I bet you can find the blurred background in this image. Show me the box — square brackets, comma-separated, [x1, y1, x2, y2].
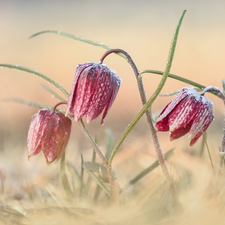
[1, 2, 225, 223]
[1, 0, 225, 156]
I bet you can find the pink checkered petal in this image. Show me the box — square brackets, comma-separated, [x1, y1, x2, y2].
[189, 99, 214, 146]
[156, 87, 189, 123]
[27, 109, 50, 158]
[168, 96, 202, 132]
[101, 73, 121, 125]
[66, 62, 94, 117]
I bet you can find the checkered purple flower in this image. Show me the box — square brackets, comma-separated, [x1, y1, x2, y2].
[65, 62, 121, 125]
[156, 87, 214, 146]
[27, 109, 71, 164]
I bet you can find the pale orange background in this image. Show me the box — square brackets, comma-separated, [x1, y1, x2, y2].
[1, 0, 225, 141]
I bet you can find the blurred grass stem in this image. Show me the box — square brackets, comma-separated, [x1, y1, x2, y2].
[201, 86, 225, 174]
[103, 11, 186, 187]
[78, 119, 118, 200]
[101, 48, 171, 179]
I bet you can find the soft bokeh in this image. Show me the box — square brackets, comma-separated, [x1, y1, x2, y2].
[1, 1, 225, 224]
[1, 0, 225, 130]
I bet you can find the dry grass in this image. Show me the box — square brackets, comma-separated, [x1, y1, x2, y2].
[0, 128, 225, 225]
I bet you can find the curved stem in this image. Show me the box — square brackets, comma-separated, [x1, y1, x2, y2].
[101, 49, 170, 177]
[139, 70, 206, 90]
[106, 10, 186, 182]
[78, 119, 118, 199]
[100, 48, 148, 108]
[140, 70, 225, 99]
[201, 86, 225, 102]
[53, 101, 68, 112]
[201, 86, 225, 173]
[128, 148, 175, 186]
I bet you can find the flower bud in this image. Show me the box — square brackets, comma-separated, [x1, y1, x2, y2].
[156, 87, 214, 146]
[66, 62, 121, 125]
[27, 109, 71, 164]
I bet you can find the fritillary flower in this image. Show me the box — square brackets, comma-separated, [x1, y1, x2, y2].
[65, 62, 121, 125]
[156, 87, 214, 146]
[27, 109, 71, 164]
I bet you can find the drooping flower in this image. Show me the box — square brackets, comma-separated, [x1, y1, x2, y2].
[65, 62, 121, 125]
[27, 109, 72, 164]
[156, 87, 214, 146]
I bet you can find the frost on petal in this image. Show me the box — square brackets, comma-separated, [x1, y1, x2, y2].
[66, 63, 94, 117]
[55, 113, 72, 162]
[189, 99, 214, 146]
[168, 96, 202, 132]
[170, 121, 193, 140]
[41, 112, 60, 164]
[27, 109, 71, 164]
[67, 62, 121, 125]
[86, 66, 112, 123]
[156, 87, 189, 123]
[156, 103, 171, 131]
[72, 65, 99, 121]
[27, 109, 50, 158]
[101, 73, 121, 125]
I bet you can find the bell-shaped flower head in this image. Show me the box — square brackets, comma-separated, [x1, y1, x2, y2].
[65, 62, 121, 125]
[27, 109, 72, 164]
[156, 87, 214, 146]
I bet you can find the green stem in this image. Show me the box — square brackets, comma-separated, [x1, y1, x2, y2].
[0, 64, 69, 97]
[60, 153, 74, 198]
[78, 119, 117, 199]
[139, 70, 206, 89]
[140, 70, 224, 99]
[129, 148, 175, 186]
[200, 125, 218, 187]
[109, 10, 187, 177]
[201, 86, 225, 174]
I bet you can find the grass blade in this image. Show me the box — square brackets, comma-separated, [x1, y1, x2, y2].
[83, 165, 111, 198]
[128, 148, 175, 186]
[0, 64, 69, 97]
[222, 79, 225, 95]
[200, 125, 217, 185]
[40, 83, 67, 101]
[30, 30, 111, 50]
[139, 69, 206, 90]
[60, 153, 74, 198]
[3, 98, 68, 116]
[66, 161, 82, 190]
[29, 30, 126, 59]
[3, 98, 53, 109]
[83, 162, 118, 182]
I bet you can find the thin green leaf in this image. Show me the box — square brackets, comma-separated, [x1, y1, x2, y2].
[0, 64, 69, 97]
[3, 98, 67, 115]
[159, 90, 181, 97]
[40, 83, 67, 101]
[159, 87, 202, 97]
[83, 165, 111, 197]
[222, 79, 225, 95]
[139, 69, 206, 90]
[29, 30, 126, 60]
[109, 10, 187, 166]
[66, 161, 82, 190]
[80, 154, 84, 195]
[200, 125, 218, 186]
[60, 153, 74, 198]
[82, 150, 97, 195]
[128, 148, 175, 186]
[97, 129, 114, 160]
[83, 162, 118, 182]
[104, 129, 114, 160]
[3, 98, 53, 110]
[30, 30, 111, 50]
